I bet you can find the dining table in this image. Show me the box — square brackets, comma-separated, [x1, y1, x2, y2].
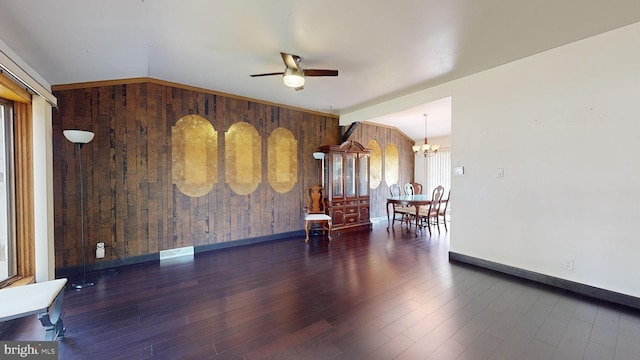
[386, 194, 434, 234]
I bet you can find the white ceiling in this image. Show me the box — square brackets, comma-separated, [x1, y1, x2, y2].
[1, 0, 639, 142]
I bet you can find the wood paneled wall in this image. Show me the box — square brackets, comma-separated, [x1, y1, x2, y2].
[52, 81, 339, 270]
[343, 121, 415, 219]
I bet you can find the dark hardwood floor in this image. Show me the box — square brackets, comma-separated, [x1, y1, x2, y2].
[3, 222, 640, 359]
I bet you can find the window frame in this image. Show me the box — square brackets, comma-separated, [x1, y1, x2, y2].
[0, 98, 18, 286]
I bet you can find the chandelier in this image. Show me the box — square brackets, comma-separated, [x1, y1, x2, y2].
[413, 113, 440, 157]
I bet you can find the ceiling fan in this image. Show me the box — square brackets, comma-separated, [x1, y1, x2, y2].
[250, 52, 339, 91]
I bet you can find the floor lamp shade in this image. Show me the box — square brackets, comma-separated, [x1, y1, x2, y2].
[63, 130, 94, 144]
[64, 129, 94, 289]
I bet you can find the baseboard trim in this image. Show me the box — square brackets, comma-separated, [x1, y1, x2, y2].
[56, 231, 304, 278]
[56, 253, 158, 278]
[194, 231, 301, 253]
[449, 251, 640, 310]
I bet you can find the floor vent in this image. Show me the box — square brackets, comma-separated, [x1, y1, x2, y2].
[159, 246, 194, 261]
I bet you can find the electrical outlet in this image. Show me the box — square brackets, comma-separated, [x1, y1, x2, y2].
[564, 259, 574, 271]
[96, 242, 105, 259]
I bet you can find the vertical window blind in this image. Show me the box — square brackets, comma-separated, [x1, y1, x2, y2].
[425, 149, 451, 197]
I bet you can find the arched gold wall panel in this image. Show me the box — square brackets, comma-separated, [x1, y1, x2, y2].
[366, 139, 382, 189]
[268, 127, 297, 193]
[385, 143, 399, 187]
[172, 115, 217, 197]
[225, 122, 261, 195]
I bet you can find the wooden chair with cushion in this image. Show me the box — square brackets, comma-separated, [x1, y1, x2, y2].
[439, 190, 451, 231]
[389, 183, 410, 228]
[402, 182, 422, 227]
[419, 185, 445, 235]
[403, 182, 415, 195]
[304, 185, 332, 242]
[390, 183, 402, 197]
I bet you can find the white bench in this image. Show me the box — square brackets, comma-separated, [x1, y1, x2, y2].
[0, 278, 67, 340]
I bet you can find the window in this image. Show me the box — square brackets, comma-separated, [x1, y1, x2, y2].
[0, 99, 16, 283]
[425, 149, 451, 196]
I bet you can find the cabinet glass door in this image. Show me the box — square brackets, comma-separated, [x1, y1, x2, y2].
[332, 153, 343, 197]
[358, 154, 369, 197]
[345, 153, 356, 197]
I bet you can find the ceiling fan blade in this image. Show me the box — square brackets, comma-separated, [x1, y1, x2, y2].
[304, 69, 339, 77]
[280, 52, 300, 70]
[250, 72, 284, 77]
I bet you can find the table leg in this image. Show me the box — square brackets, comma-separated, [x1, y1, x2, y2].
[37, 287, 66, 341]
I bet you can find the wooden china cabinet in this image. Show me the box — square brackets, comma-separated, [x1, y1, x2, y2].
[318, 141, 371, 234]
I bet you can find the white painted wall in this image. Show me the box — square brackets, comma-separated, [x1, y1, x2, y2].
[342, 22, 640, 298]
[452, 22, 640, 297]
[32, 96, 55, 281]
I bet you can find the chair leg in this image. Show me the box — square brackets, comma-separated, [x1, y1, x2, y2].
[405, 215, 413, 232]
[305, 220, 310, 242]
[327, 220, 332, 241]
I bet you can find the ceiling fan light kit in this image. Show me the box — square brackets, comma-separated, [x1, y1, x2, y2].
[283, 67, 305, 88]
[251, 52, 338, 90]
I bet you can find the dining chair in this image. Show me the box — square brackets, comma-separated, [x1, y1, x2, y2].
[410, 182, 423, 194]
[403, 183, 415, 195]
[390, 184, 410, 227]
[438, 190, 451, 231]
[390, 183, 402, 197]
[419, 185, 445, 235]
[402, 183, 422, 228]
[304, 185, 332, 242]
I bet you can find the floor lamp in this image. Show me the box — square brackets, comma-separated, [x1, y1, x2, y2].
[63, 130, 95, 289]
